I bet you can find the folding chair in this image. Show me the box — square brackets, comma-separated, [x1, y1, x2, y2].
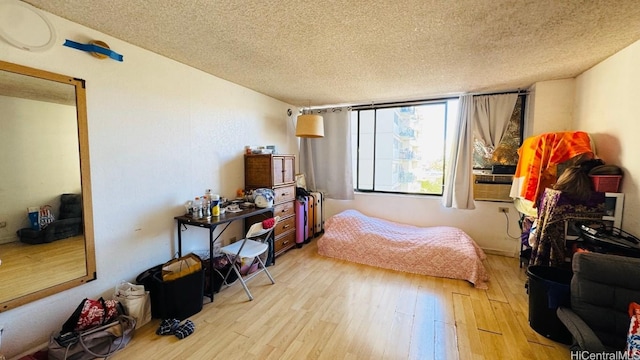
[220, 216, 279, 300]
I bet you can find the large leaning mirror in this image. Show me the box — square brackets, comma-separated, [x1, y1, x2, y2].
[0, 60, 95, 312]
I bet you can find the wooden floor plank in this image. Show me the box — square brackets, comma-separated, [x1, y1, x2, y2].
[109, 239, 569, 360]
[453, 294, 484, 360]
[434, 320, 460, 360]
[478, 330, 511, 360]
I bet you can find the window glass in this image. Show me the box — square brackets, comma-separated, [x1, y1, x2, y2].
[352, 99, 458, 195]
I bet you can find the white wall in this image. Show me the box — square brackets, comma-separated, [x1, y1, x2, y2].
[574, 39, 640, 232]
[526, 79, 576, 136]
[0, 11, 297, 359]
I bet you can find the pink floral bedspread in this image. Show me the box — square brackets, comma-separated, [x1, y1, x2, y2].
[317, 210, 489, 289]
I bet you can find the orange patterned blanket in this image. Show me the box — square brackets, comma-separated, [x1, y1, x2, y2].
[317, 210, 489, 289]
[510, 131, 593, 205]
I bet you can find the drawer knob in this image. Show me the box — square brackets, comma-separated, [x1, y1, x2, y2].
[283, 224, 290, 229]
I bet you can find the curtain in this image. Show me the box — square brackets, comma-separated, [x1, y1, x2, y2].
[299, 107, 354, 200]
[443, 93, 519, 209]
[443, 95, 475, 209]
[473, 94, 519, 159]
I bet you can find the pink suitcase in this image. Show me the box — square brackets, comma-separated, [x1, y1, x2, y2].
[295, 197, 308, 247]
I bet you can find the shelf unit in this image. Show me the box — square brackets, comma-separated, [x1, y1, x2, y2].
[244, 154, 297, 257]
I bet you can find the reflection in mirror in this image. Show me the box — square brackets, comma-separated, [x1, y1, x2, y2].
[0, 61, 95, 312]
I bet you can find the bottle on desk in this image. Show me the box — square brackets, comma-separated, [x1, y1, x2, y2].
[202, 196, 211, 219]
[192, 197, 203, 219]
[211, 194, 220, 217]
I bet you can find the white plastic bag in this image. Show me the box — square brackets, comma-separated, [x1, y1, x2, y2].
[114, 281, 151, 329]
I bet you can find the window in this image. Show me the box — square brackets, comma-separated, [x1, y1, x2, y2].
[351, 94, 526, 196]
[351, 99, 459, 195]
[473, 95, 526, 169]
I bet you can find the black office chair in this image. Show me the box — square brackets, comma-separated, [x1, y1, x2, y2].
[557, 252, 640, 352]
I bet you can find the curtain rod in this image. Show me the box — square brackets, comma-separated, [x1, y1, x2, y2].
[466, 89, 530, 97]
[337, 89, 529, 111]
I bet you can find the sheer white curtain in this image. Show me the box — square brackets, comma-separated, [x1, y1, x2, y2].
[473, 94, 519, 159]
[299, 107, 354, 200]
[443, 95, 475, 209]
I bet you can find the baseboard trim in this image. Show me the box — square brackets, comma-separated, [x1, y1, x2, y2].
[0, 237, 16, 245]
[482, 248, 518, 258]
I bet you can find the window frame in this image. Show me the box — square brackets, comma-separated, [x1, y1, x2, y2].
[351, 93, 527, 196]
[351, 97, 458, 196]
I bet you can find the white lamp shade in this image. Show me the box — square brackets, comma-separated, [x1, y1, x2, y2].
[295, 114, 324, 138]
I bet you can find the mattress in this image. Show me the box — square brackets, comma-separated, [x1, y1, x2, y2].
[317, 209, 489, 289]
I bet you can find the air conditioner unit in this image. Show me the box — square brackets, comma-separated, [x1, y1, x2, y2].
[473, 174, 514, 202]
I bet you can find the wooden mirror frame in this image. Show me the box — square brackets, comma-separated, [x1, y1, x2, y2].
[0, 60, 96, 312]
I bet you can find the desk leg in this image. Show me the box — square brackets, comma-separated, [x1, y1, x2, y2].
[177, 221, 183, 257]
[207, 227, 215, 302]
[205, 223, 231, 302]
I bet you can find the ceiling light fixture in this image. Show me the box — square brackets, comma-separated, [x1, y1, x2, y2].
[295, 102, 324, 138]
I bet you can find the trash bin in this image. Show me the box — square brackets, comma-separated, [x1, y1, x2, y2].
[526, 266, 573, 344]
[136, 255, 205, 321]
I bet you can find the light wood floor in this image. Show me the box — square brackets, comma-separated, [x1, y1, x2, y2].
[111, 239, 570, 360]
[0, 236, 86, 303]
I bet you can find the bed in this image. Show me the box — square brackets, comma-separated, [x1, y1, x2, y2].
[317, 210, 489, 289]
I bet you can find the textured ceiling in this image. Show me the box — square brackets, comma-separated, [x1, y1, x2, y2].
[24, 0, 640, 107]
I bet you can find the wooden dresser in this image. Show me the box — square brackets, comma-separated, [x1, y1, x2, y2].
[244, 154, 296, 257]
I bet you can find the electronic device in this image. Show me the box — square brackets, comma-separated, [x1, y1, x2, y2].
[579, 223, 640, 256]
[492, 165, 516, 174]
[55, 332, 78, 346]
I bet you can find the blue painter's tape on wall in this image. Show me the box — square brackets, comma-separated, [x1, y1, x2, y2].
[63, 39, 123, 62]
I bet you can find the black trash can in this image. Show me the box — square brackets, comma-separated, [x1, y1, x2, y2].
[526, 266, 573, 344]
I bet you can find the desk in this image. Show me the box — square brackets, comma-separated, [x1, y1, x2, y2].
[174, 207, 273, 301]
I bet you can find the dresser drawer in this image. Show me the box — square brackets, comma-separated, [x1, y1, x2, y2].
[274, 185, 295, 204]
[274, 201, 295, 219]
[275, 215, 295, 237]
[274, 230, 295, 254]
